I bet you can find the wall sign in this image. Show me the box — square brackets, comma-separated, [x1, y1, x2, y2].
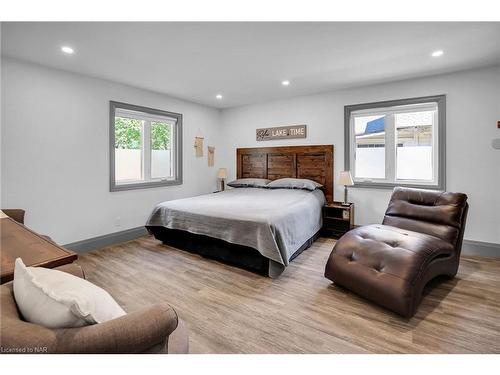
[256, 124, 307, 141]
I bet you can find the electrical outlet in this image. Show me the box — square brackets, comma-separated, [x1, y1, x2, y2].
[115, 216, 121, 227]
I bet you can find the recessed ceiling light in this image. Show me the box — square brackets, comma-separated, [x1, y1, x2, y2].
[431, 50, 444, 57]
[61, 46, 74, 54]
[216, 94, 223, 100]
[281, 80, 290, 86]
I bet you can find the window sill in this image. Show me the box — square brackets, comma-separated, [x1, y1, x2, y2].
[110, 179, 182, 192]
[351, 181, 444, 190]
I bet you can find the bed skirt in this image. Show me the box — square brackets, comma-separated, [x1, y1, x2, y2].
[146, 226, 320, 277]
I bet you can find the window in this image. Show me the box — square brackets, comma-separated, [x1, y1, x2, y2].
[344, 95, 445, 189]
[110, 101, 182, 191]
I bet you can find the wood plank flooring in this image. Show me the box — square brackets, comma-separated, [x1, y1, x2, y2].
[78, 236, 500, 353]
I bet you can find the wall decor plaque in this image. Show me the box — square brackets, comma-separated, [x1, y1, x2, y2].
[194, 136, 204, 157]
[256, 125, 307, 141]
[208, 146, 215, 166]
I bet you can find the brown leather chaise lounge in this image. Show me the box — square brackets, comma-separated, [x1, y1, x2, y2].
[325, 187, 468, 318]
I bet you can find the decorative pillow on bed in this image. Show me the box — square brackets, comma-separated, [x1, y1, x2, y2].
[13, 258, 126, 329]
[227, 178, 271, 188]
[267, 178, 322, 191]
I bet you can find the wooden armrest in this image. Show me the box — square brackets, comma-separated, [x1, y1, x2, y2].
[1, 209, 26, 224]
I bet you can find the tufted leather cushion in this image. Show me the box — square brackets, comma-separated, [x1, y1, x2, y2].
[383, 187, 468, 245]
[325, 225, 455, 316]
[332, 225, 454, 281]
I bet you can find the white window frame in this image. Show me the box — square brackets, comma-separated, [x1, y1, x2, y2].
[344, 95, 446, 190]
[110, 101, 183, 192]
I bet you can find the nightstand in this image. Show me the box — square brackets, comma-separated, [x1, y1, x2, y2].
[322, 202, 354, 238]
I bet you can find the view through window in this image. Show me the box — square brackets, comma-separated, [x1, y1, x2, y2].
[346, 96, 445, 189]
[110, 102, 182, 191]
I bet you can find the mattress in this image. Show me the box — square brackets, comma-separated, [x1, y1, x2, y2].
[146, 187, 325, 276]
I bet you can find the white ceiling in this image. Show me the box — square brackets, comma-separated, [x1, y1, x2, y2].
[2, 22, 499, 108]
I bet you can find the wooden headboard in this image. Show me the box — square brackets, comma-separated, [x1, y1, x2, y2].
[236, 145, 334, 203]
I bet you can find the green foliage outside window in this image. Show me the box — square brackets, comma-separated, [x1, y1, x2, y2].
[151, 122, 171, 150]
[115, 117, 142, 149]
[115, 117, 171, 150]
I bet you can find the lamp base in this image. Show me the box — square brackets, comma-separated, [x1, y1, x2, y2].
[342, 185, 349, 206]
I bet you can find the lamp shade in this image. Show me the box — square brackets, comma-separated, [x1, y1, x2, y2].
[217, 168, 227, 179]
[338, 171, 354, 186]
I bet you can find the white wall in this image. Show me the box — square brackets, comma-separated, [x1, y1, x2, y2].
[2, 58, 499, 245]
[1, 58, 223, 244]
[220, 66, 500, 244]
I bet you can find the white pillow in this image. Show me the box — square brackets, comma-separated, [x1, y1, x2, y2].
[13, 258, 126, 329]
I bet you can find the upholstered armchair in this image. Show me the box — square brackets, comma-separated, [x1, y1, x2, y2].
[0, 263, 188, 354]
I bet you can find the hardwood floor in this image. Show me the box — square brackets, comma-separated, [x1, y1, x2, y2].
[78, 236, 500, 353]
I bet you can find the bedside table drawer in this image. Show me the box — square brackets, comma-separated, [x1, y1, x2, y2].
[323, 217, 350, 231]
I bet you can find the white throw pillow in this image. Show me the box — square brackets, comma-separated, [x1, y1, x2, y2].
[13, 258, 126, 329]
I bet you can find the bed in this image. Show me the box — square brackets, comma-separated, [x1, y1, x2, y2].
[146, 145, 334, 277]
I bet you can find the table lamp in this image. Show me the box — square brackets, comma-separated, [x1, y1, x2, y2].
[217, 168, 227, 191]
[339, 171, 354, 206]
